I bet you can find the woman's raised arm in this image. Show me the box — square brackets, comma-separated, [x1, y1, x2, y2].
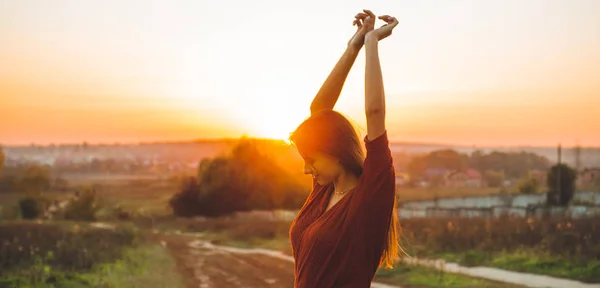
[310, 10, 371, 115]
[363, 13, 398, 140]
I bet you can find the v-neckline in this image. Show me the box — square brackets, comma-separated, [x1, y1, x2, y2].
[320, 185, 353, 217]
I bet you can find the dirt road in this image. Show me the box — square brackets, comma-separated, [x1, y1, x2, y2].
[158, 233, 399, 288]
[159, 234, 295, 288]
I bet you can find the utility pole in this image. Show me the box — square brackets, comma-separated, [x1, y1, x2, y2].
[557, 143, 562, 202]
[575, 142, 581, 173]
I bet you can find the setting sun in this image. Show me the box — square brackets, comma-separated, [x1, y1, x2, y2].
[241, 107, 308, 141]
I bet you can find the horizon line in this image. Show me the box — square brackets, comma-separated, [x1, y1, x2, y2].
[2, 137, 597, 150]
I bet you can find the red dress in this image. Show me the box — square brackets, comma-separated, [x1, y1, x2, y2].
[289, 131, 396, 288]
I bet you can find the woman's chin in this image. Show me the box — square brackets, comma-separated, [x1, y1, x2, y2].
[316, 178, 332, 186]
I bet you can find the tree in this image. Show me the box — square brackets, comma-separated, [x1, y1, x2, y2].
[483, 170, 505, 188]
[407, 149, 467, 179]
[407, 154, 428, 178]
[470, 151, 551, 179]
[0, 146, 4, 171]
[427, 149, 468, 172]
[169, 177, 202, 217]
[546, 163, 577, 206]
[170, 138, 308, 217]
[17, 164, 52, 195]
[517, 176, 539, 194]
[64, 188, 101, 221]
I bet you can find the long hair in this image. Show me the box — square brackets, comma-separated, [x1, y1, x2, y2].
[289, 109, 401, 268]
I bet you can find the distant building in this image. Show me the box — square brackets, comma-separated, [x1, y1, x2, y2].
[578, 167, 600, 187]
[395, 172, 410, 186]
[421, 168, 450, 187]
[445, 168, 485, 188]
[423, 168, 449, 180]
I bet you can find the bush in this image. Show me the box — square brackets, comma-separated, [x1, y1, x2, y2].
[0, 222, 140, 278]
[169, 177, 202, 217]
[64, 189, 101, 221]
[483, 170, 505, 188]
[517, 177, 540, 194]
[18, 196, 50, 219]
[402, 216, 600, 261]
[547, 164, 577, 206]
[0, 146, 4, 171]
[0, 205, 20, 220]
[170, 138, 308, 217]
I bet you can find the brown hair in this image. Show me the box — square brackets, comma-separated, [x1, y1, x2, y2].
[289, 109, 401, 268]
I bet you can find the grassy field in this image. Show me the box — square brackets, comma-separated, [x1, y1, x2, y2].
[401, 216, 600, 283]
[150, 214, 600, 284]
[0, 177, 180, 220]
[374, 264, 524, 288]
[2, 175, 598, 287]
[1, 178, 514, 211]
[147, 217, 526, 288]
[0, 221, 183, 288]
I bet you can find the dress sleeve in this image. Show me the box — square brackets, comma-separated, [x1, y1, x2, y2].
[358, 131, 395, 200]
[346, 131, 396, 220]
[346, 131, 397, 263]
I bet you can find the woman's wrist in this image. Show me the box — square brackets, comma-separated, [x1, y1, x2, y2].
[364, 35, 379, 49]
[346, 43, 362, 54]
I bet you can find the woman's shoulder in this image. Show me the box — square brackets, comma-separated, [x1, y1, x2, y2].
[363, 130, 390, 153]
[362, 131, 392, 166]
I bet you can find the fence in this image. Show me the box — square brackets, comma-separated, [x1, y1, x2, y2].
[231, 191, 600, 221]
[400, 202, 600, 220]
[400, 191, 600, 210]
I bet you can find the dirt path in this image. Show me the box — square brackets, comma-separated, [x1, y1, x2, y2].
[156, 233, 399, 288]
[158, 233, 295, 288]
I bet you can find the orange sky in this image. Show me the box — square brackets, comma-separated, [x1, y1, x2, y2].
[1, 0, 599, 147]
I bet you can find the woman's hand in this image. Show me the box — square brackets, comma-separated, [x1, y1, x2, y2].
[347, 10, 372, 49]
[364, 14, 399, 42]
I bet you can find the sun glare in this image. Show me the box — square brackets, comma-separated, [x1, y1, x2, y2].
[255, 119, 296, 141]
[244, 108, 307, 142]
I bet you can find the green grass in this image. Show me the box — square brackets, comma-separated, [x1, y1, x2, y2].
[77, 243, 184, 288]
[0, 244, 184, 288]
[0, 221, 184, 288]
[374, 263, 524, 288]
[430, 249, 600, 283]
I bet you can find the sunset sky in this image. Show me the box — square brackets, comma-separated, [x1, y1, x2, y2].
[1, 0, 599, 147]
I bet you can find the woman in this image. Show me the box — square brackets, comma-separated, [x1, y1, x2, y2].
[289, 9, 401, 288]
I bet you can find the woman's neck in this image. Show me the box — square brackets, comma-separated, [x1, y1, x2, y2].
[333, 171, 358, 194]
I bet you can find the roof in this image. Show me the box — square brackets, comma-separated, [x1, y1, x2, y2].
[446, 168, 482, 179]
[464, 168, 482, 178]
[424, 168, 449, 176]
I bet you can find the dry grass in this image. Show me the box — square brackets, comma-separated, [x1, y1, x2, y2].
[401, 215, 600, 259]
[0, 221, 140, 275]
[401, 215, 600, 282]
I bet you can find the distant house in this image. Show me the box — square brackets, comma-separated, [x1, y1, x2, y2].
[395, 172, 410, 186]
[445, 168, 485, 188]
[423, 168, 449, 179]
[578, 168, 600, 187]
[421, 168, 450, 187]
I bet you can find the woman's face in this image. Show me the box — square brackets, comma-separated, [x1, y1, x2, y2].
[300, 151, 344, 185]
